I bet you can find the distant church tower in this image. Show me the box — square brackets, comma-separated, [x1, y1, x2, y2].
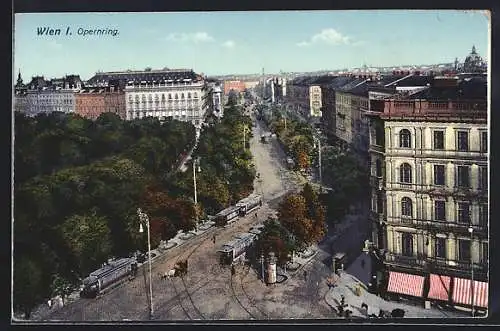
[15, 70, 26, 95]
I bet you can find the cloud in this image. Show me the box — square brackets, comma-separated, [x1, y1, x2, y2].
[166, 32, 215, 43]
[297, 28, 361, 47]
[222, 40, 235, 48]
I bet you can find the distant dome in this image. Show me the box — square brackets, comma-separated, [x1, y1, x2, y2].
[463, 45, 486, 73]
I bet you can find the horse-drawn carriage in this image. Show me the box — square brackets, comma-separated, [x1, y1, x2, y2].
[159, 259, 188, 280]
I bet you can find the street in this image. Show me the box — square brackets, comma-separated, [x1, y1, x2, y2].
[41, 106, 330, 321]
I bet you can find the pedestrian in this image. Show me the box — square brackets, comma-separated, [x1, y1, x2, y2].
[255, 212, 258, 220]
[303, 270, 308, 281]
[231, 265, 235, 276]
[361, 259, 365, 269]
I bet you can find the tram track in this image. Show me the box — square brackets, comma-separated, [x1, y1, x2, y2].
[229, 264, 269, 320]
[169, 239, 208, 320]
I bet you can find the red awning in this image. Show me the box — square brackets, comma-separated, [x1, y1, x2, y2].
[452, 277, 488, 308]
[387, 271, 425, 297]
[428, 274, 451, 301]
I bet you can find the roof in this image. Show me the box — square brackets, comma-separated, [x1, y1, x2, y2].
[87, 68, 201, 86]
[409, 76, 487, 100]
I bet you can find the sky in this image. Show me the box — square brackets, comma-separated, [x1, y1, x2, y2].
[13, 10, 490, 80]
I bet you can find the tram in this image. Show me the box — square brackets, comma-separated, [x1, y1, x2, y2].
[79, 257, 137, 298]
[236, 194, 263, 216]
[214, 205, 241, 226]
[217, 233, 257, 265]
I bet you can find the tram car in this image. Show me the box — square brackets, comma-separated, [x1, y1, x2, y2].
[79, 257, 138, 298]
[236, 194, 263, 216]
[217, 232, 257, 265]
[214, 205, 241, 226]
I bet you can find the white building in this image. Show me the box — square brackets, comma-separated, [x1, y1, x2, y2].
[86, 68, 207, 128]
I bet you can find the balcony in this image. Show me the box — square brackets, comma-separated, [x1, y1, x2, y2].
[385, 217, 488, 237]
[369, 144, 384, 154]
[385, 253, 488, 277]
[370, 176, 384, 191]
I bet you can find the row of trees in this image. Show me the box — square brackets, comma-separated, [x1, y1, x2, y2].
[14, 112, 196, 317]
[257, 103, 369, 225]
[259, 106, 314, 171]
[14, 94, 258, 317]
[166, 97, 256, 214]
[252, 183, 327, 266]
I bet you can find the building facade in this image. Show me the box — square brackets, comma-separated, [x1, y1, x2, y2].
[75, 86, 126, 120]
[223, 80, 246, 95]
[86, 68, 206, 127]
[371, 75, 488, 312]
[75, 90, 106, 120]
[14, 74, 83, 116]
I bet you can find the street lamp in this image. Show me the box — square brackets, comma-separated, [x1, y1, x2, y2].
[468, 226, 474, 317]
[137, 208, 153, 319]
[193, 158, 201, 230]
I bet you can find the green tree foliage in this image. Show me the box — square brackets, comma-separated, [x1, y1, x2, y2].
[190, 103, 256, 208]
[273, 184, 327, 251]
[13, 257, 44, 319]
[253, 218, 296, 266]
[58, 212, 112, 275]
[321, 146, 370, 222]
[13, 111, 197, 315]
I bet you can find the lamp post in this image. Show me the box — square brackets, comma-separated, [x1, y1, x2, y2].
[468, 226, 474, 317]
[137, 208, 153, 319]
[193, 158, 201, 230]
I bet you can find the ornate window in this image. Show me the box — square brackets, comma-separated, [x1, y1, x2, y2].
[376, 159, 382, 177]
[401, 197, 413, 217]
[399, 129, 411, 148]
[399, 163, 412, 183]
[435, 237, 446, 258]
[401, 233, 413, 257]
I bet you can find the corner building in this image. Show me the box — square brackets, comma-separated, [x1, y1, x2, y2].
[375, 75, 488, 313]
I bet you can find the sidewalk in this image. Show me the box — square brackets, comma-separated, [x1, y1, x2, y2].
[324, 253, 466, 319]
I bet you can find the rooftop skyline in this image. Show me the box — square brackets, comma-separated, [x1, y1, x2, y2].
[14, 10, 489, 80]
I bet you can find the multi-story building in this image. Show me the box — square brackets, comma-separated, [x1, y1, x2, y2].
[14, 74, 80, 116]
[204, 78, 224, 120]
[13, 74, 83, 116]
[319, 76, 358, 141]
[75, 89, 106, 120]
[243, 80, 260, 90]
[223, 80, 246, 95]
[75, 85, 125, 120]
[369, 74, 488, 313]
[285, 76, 330, 121]
[86, 68, 206, 127]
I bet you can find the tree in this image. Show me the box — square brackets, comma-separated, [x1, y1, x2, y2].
[277, 191, 327, 250]
[13, 257, 44, 319]
[58, 212, 112, 275]
[322, 147, 370, 222]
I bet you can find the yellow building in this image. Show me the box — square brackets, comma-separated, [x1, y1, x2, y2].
[369, 75, 488, 312]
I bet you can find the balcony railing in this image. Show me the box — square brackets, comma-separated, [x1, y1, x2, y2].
[385, 217, 488, 236]
[385, 253, 488, 275]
